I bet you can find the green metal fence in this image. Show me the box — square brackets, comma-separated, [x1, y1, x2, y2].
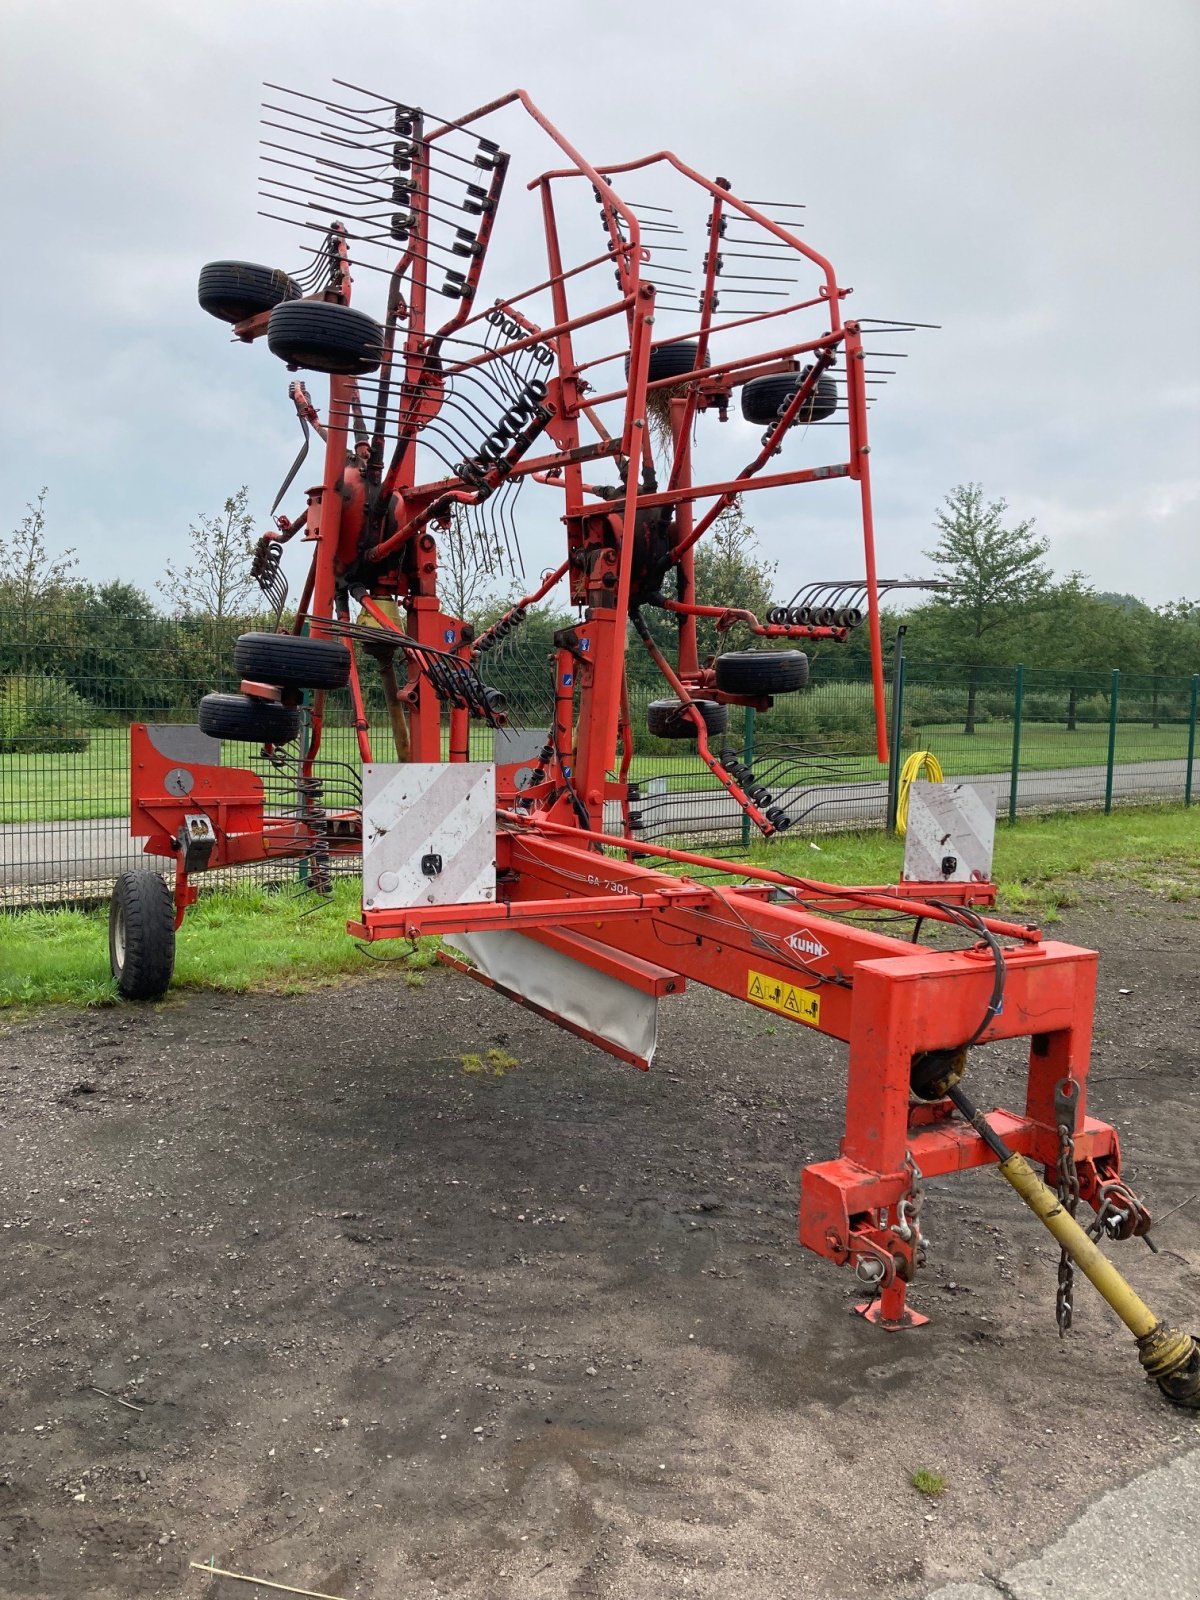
[1, 606, 1196, 908]
[885, 661, 1198, 824]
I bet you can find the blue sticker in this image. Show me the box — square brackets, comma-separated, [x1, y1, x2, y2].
[563, 766, 572, 776]
[443, 628, 457, 645]
[562, 672, 574, 687]
[579, 638, 591, 652]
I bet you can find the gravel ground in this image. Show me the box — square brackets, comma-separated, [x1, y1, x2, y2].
[1, 885, 1197, 1598]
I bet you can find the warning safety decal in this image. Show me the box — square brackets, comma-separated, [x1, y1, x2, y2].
[746, 968, 821, 1026]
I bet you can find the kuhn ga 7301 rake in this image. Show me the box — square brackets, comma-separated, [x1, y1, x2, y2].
[113, 82, 1197, 1404]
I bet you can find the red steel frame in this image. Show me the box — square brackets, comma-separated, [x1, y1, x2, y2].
[131, 86, 1144, 1331]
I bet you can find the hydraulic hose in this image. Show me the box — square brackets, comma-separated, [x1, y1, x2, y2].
[895, 750, 944, 836]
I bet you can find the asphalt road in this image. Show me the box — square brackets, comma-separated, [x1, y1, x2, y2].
[1, 817, 172, 893]
[628, 757, 1189, 838]
[926, 1445, 1200, 1599]
[0, 759, 1189, 895]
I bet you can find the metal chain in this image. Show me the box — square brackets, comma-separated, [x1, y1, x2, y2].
[1055, 1120, 1081, 1336]
[898, 1153, 927, 1269]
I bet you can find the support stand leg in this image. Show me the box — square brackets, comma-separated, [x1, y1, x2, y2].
[854, 1276, 929, 1331]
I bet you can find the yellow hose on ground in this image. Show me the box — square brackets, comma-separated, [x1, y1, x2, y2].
[895, 750, 944, 835]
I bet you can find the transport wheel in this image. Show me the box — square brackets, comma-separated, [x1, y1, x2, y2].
[714, 650, 810, 694]
[197, 260, 301, 324]
[267, 300, 385, 376]
[740, 368, 838, 426]
[198, 692, 301, 744]
[646, 697, 729, 739]
[646, 340, 699, 382]
[109, 871, 175, 1000]
[233, 632, 352, 691]
[627, 341, 700, 383]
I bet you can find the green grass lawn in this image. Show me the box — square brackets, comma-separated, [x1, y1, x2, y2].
[0, 879, 436, 1014]
[0, 729, 718, 824]
[0, 724, 416, 824]
[2, 735, 132, 823]
[910, 718, 1191, 778]
[3, 806, 1195, 1016]
[759, 804, 1200, 917]
[1, 718, 1192, 824]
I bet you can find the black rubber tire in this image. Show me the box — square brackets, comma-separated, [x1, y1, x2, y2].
[714, 650, 810, 694]
[198, 260, 301, 324]
[740, 368, 838, 426]
[109, 871, 175, 1000]
[647, 340, 699, 382]
[646, 697, 729, 740]
[233, 631, 352, 691]
[627, 341, 700, 384]
[267, 300, 385, 376]
[198, 692, 301, 744]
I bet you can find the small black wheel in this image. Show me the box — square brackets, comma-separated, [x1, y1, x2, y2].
[233, 631, 352, 691]
[741, 367, 838, 426]
[198, 692, 301, 744]
[647, 340, 699, 382]
[198, 260, 301, 324]
[110, 872, 175, 1000]
[627, 341, 700, 384]
[267, 300, 385, 376]
[714, 650, 810, 695]
[646, 697, 729, 740]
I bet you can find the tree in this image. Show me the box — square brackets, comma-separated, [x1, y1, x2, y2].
[922, 483, 1051, 732]
[159, 487, 259, 621]
[74, 581, 177, 712]
[633, 501, 777, 680]
[1021, 577, 1135, 728]
[438, 508, 504, 623]
[812, 603, 908, 677]
[0, 488, 81, 669]
[1125, 597, 1200, 725]
[472, 593, 576, 730]
[691, 503, 777, 659]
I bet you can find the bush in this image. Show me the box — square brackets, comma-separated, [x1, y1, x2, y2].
[630, 680, 884, 758]
[1071, 693, 1110, 725]
[1022, 692, 1069, 723]
[905, 686, 965, 727]
[0, 674, 95, 753]
[763, 681, 877, 751]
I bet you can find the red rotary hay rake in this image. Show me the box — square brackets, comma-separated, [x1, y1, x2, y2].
[114, 82, 1197, 1403]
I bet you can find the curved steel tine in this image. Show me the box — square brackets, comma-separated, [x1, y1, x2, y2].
[271, 413, 311, 516]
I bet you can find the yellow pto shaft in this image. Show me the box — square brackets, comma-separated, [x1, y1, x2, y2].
[947, 1086, 1200, 1408]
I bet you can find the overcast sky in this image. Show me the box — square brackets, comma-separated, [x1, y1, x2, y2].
[2, 0, 1197, 614]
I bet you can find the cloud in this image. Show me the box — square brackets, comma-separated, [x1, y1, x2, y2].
[1, 0, 1196, 612]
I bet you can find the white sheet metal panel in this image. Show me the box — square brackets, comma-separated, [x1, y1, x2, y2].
[362, 762, 496, 910]
[493, 726, 548, 791]
[493, 726, 547, 765]
[450, 931, 659, 1067]
[902, 780, 997, 884]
